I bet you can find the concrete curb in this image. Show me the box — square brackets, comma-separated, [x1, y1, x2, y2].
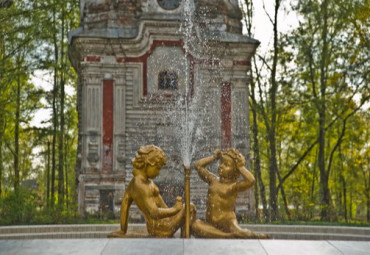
[1, 224, 369, 240]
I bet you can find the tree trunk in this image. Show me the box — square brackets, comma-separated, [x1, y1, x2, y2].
[253, 166, 259, 219]
[249, 60, 269, 221]
[51, 98, 57, 207]
[46, 140, 50, 208]
[58, 0, 66, 207]
[368, 170, 370, 222]
[339, 144, 347, 222]
[267, 0, 281, 222]
[0, 20, 4, 196]
[341, 176, 347, 222]
[317, 107, 331, 221]
[268, 129, 278, 221]
[0, 137, 3, 196]
[367, 168, 370, 222]
[251, 105, 269, 221]
[318, 0, 331, 221]
[243, 0, 269, 222]
[51, 0, 59, 208]
[51, 77, 57, 207]
[367, 189, 370, 223]
[349, 190, 353, 220]
[310, 149, 318, 219]
[0, 111, 3, 196]
[58, 76, 65, 207]
[65, 138, 69, 208]
[277, 172, 291, 219]
[14, 60, 21, 193]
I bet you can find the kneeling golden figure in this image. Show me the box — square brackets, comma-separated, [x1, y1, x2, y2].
[110, 145, 195, 238]
[192, 148, 269, 239]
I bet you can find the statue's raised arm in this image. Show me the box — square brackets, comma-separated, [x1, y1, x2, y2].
[192, 148, 269, 239]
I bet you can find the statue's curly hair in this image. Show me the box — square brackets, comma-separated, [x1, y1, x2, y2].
[132, 145, 167, 171]
[220, 148, 246, 180]
[222, 148, 246, 167]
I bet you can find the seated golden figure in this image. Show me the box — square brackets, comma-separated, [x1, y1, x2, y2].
[192, 148, 269, 239]
[110, 145, 195, 238]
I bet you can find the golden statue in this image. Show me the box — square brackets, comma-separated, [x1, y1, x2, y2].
[109, 145, 195, 238]
[191, 148, 269, 239]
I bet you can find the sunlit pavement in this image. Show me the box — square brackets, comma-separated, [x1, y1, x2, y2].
[1, 239, 370, 255]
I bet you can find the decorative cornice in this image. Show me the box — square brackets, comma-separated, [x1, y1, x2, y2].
[68, 20, 259, 69]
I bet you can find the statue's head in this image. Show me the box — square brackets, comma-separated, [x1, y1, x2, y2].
[132, 145, 167, 178]
[218, 148, 245, 180]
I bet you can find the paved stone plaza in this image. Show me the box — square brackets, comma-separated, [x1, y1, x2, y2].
[1, 239, 370, 255]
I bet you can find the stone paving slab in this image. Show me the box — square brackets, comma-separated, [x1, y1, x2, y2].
[0, 239, 108, 255]
[1, 239, 369, 255]
[103, 239, 183, 255]
[184, 239, 267, 255]
[329, 241, 370, 255]
[259, 240, 341, 255]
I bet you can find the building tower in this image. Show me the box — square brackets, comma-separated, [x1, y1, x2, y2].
[69, 0, 259, 217]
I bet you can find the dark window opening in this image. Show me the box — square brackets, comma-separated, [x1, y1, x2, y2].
[100, 190, 114, 218]
[158, 70, 178, 90]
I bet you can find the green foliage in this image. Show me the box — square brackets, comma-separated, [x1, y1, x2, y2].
[0, 0, 80, 221]
[244, 0, 369, 223]
[0, 189, 42, 225]
[0, 189, 119, 225]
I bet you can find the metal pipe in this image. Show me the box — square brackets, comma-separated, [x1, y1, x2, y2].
[184, 165, 191, 238]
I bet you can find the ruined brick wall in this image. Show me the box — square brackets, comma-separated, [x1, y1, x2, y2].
[82, 0, 142, 30]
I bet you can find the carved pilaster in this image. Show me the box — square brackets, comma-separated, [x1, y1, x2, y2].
[87, 134, 100, 167]
[114, 75, 127, 172]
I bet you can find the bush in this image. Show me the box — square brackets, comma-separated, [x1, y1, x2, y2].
[0, 189, 42, 225]
[0, 190, 119, 225]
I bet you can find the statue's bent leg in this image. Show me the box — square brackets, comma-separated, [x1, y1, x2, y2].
[152, 206, 187, 237]
[191, 220, 234, 238]
[229, 221, 270, 239]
